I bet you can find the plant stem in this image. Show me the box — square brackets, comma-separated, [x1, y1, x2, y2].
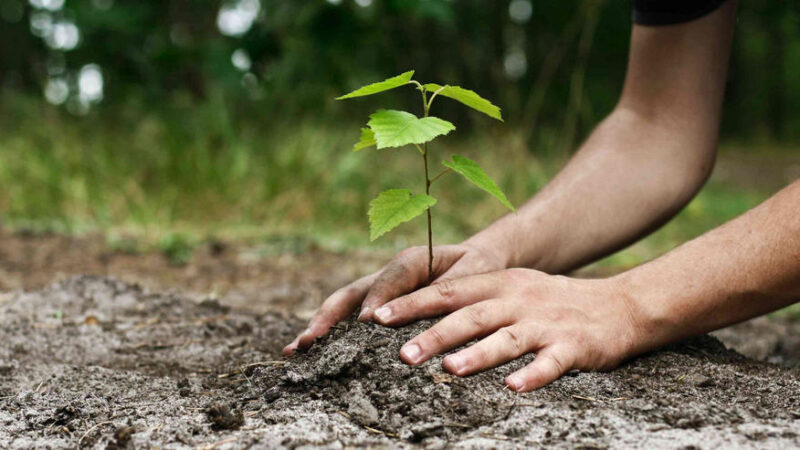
[423, 144, 433, 284]
[421, 84, 434, 284]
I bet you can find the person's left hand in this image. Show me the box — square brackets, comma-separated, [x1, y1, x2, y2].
[371, 268, 643, 392]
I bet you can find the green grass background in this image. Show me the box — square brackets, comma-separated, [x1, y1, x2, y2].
[0, 98, 778, 276]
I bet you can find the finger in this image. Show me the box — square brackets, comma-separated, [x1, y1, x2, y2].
[282, 336, 301, 356]
[434, 248, 499, 284]
[359, 246, 463, 321]
[442, 324, 540, 377]
[373, 271, 506, 326]
[283, 272, 378, 355]
[398, 299, 512, 365]
[505, 346, 572, 392]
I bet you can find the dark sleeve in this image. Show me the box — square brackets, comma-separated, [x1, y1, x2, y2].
[633, 0, 728, 25]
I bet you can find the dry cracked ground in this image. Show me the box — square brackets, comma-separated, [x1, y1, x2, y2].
[1, 233, 800, 448]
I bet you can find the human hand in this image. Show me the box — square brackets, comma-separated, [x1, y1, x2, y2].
[371, 269, 641, 392]
[283, 242, 507, 355]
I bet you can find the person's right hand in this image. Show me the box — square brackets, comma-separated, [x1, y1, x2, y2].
[282, 242, 507, 355]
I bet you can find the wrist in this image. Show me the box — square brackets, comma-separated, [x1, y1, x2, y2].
[610, 268, 682, 356]
[462, 225, 517, 270]
[464, 214, 534, 269]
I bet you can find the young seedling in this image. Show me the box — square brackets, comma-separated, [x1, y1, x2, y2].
[337, 70, 515, 282]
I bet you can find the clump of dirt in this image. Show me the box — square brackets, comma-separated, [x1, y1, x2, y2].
[204, 403, 245, 430]
[2, 276, 800, 448]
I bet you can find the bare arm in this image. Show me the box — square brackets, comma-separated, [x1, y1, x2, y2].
[620, 179, 800, 353]
[470, 0, 737, 273]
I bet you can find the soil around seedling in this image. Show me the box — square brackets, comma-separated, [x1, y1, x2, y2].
[1, 276, 800, 448]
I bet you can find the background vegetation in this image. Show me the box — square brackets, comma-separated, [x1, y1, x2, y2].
[0, 0, 798, 269]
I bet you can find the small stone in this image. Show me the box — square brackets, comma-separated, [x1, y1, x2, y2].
[683, 374, 714, 388]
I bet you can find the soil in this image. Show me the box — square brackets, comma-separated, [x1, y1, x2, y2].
[2, 275, 800, 448]
[0, 229, 385, 317]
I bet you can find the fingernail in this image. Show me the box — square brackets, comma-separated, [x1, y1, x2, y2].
[445, 354, 467, 374]
[357, 307, 371, 322]
[374, 306, 391, 323]
[400, 343, 422, 364]
[506, 374, 525, 391]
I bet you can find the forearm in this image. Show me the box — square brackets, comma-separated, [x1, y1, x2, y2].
[618, 179, 800, 353]
[467, 107, 715, 273]
[465, 2, 736, 274]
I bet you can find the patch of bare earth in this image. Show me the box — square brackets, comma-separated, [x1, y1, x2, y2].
[0, 276, 799, 448]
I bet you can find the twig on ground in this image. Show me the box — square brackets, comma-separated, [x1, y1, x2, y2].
[480, 432, 511, 441]
[443, 422, 472, 429]
[572, 394, 600, 402]
[195, 436, 238, 450]
[76, 420, 116, 450]
[571, 394, 628, 403]
[363, 425, 399, 438]
[192, 314, 230, 325]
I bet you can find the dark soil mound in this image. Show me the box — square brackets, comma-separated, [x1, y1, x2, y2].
[2, 276, 800, 448]
[257, 317, 800, 448]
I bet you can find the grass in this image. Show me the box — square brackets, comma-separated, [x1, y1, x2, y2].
[0, 96, 780, 272]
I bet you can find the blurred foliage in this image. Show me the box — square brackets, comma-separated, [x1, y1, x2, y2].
[1, 0, 799, 142]
[159, 231, 196, 266]
[0, 0, 797, 267]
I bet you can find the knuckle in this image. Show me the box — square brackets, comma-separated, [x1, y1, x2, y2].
[337, 285, 362, 300]
[384, 261, 409, 280]
[503, 268, 528, 283]
[400, 292, 423, 311]
[462, 305, 487, 330]
[549, 274, 571, 290]
[469, 345, 489, 366]
[433, 279, 456, 302]
[398, 246, 425, 260]
[498, 326, 524, 355]
[425, 327, 448, 349]
[547, 349, 572, 375]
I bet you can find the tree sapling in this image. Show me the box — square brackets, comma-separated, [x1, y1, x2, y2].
[337, 70, 515, 282]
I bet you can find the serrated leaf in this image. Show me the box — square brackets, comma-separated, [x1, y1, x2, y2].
[443, 155, 515, 212]
[367, 109, 455, 149]
[368, 189, 437, 241]
[424, 83, 503, 121]
[336, 71, 415, 100]
[353, 128, 376, 151]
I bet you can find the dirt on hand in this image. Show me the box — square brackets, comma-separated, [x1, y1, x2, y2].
[1, 275, 800, 448]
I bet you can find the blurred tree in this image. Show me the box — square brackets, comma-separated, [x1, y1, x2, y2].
[0, 0, 797, 144]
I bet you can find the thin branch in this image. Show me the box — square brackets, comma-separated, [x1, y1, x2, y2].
[426, 85, 448, 112]
[429, 167, 452, 185]
[412, 80, 428, 117]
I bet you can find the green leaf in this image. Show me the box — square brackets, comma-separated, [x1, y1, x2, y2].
[424, 83, 503, 121]
[367, 109, 455, 149]
[336, 71, 415, 100]
[443, 155, 515, 212]
[368, 189, 437, 241]
[353, 128, 376, 151]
